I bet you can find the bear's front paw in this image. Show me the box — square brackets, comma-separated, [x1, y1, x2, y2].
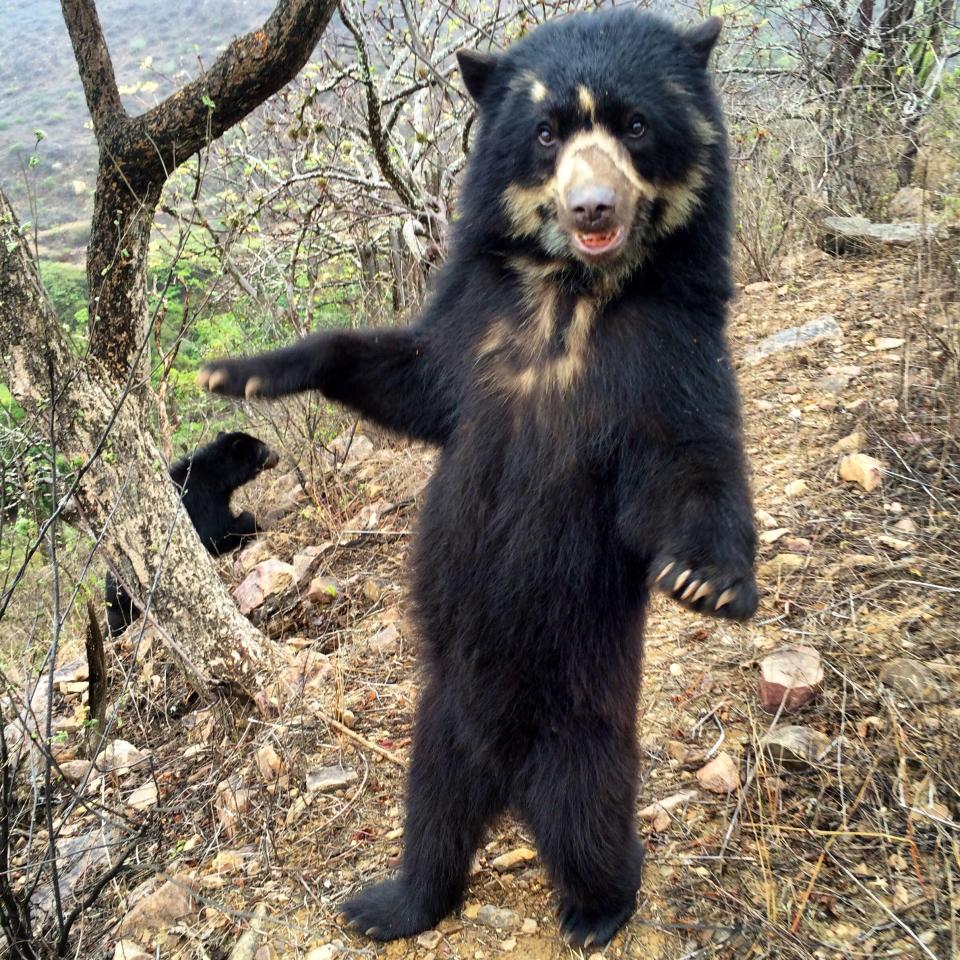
[651, 555, 757, 621]
[197, 360, 268, 400]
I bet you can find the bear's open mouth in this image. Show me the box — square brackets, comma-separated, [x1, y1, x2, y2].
[572, 226, 625, 258]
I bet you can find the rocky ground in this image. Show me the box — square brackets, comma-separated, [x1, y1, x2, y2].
[11, 245, 960, 959]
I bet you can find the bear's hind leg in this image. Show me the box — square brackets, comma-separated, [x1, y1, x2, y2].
[341, 686, 505, 940]
[521, 727, 643, 947]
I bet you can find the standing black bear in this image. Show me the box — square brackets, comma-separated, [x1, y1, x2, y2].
[105, 431, 278, 635]
[200, 9, 756, 946]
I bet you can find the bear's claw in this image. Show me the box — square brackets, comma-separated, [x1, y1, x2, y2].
[652, 555, 757, 621]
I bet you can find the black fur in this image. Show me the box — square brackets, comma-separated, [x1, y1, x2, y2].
[201, 9, 755, 946]
[104, 431, 278, 635]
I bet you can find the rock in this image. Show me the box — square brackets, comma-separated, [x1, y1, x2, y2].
[490, 847, 536, 872]
[638, 789, 698, 831]
[759, 528, 789, 545]
[821, 215, 945, 254]
[887, 186, 927, 221]
[520, 918, 538, 935]
[839, 454, 884, 493]
[368, 624, 401, 655]
[759, 645, 824, 713]
[327, 432, 374, 475]
[816, 372, 851, 394]
[126, 780, 159, 811]
[235, 540, 274, 576]
[362, 578, 385, 603]
[417, 930, 443, 949]
[292, 544, 331, 584]
[210, 850, 253, 874]
[233, 560, 295, 615]
[872, 336, 905, 351]
[893, 517, 918, 535]
[877, 534, 914, 552]
[784, 479, 808, 498]
[758, 553, 808, 578]
[743, 315, 841, 364]
[306, 765, 357, 793]
[306, 575, 340, 605]
[256, 743, 284, 782]
[114, 942, 151, 960]
[744, 280, 774, 294]
[119, 877, 198, 937]
[783, 537, 812, 553]
[832, 430, 866, 454]
[879, 659, 948, 704]
[476, 904, 519, 931]
[305, 943, 343, 960]
[756, 509, 780, 530]
[762, 725, 831, 765]
[58, 759, 94, 783]
[100, 740, 151, 776]
[215, 779, 252, 838]
[696, 752, 740, 794]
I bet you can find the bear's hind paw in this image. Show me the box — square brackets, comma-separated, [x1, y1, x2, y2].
[341, 878, 446, 941]
[559, 898, 635, 947]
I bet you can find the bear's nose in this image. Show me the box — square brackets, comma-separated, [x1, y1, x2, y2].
[568, 185, 616, 231]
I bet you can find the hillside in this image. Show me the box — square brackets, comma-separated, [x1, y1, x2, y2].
[12, 244, 958, 960]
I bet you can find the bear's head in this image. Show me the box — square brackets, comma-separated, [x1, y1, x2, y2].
[213, 431, 280, 484]
[456, 10, 726, 286]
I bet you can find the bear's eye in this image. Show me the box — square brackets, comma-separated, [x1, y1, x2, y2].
[537, 123, 556, 147]
[626, 114, 646, 139]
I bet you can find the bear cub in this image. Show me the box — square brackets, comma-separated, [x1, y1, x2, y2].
[105, 431, 278, 635]
[200, 9, 756, 947]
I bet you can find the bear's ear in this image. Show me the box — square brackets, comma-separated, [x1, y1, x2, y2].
[687, 16, 723, 67]
[456, 49, 501, 104]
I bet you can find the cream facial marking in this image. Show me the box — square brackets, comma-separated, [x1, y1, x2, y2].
[577, 85, 596, 119]
[531, 78, 549, 102]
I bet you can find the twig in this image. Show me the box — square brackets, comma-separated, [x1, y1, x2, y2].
[315, 710, 406, 768]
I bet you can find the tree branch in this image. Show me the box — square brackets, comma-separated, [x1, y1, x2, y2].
[124, 0, 338, 182]
[59, 0, 125, 141]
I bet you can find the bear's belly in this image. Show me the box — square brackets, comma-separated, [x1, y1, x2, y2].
[408, 408, 645, 708]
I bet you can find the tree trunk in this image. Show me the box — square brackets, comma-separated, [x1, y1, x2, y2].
[0, 0, 338, 694]
[0, 192, 270, 695]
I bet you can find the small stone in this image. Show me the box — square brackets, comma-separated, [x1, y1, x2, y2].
[877, 534, 914, 552]
[784, 479, 807, 498]
[476, 904, 519, 931]
[520, 918, 538, 935]
[743, 315, 840, 364]
[758, 553, 808, 578]
[756, 509, 780, 530]
[114, 942, 151, 960]
[306, 765, 358, 793]
[100, 740, 151, 776]
[210, 850, 251, 874]
[696, 752, 740, 794]
[762, 725, 831, 765]
[490, 847, 536, 872]
[832, 430, 866, 454]
[368, 624, 401, 655]
[256, 743, 284, 782]
[759, 527, 789, 545]
[839, 454, 884, 493]
[235, 539, 274, 576]
[233, 559, 296, 614]
[58, 759, 94, 783]
[873, 337, 905, 351]
[744, 280, 774, 294]
[783, 537, 812, 552]
[215, 779, 252, 838]
[362, 578, 385, 603]
[328, 432, 374, 475]
[417, 930, 443, 949]
[292, 544, 329, 583]
[306, 575, 340, 605]
[893, 517, 918, 535]
[126, 780, 159, 810]
[638, 789, 698, 831]
[879, 659, 948, 704]
[119, 877, 198, 937]
[759, 645, 824, 713]
[305, 943, 343, 960]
